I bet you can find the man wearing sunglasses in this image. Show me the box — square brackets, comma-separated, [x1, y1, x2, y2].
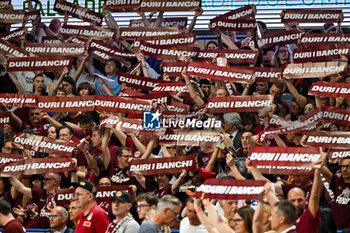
[10, 173, 61, 228]
[320, 156, 350, 231]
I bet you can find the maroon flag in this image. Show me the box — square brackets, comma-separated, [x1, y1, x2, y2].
[309, 81, 350, 98]
[129, 155, 196, 176]
[194, 179, 266, 200]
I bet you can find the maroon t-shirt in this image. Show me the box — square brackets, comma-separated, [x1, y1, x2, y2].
[31, 188, 53, 228]
[22, 121, 50, 136]
[295, 208, 320, 233]
[2, 219, 26, 233]
[146, 180, 172, 198]
[330, 174, 350, 230]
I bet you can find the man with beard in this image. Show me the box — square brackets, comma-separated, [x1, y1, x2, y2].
[10, 173, 61, 228]
[105, 191, 139, 233]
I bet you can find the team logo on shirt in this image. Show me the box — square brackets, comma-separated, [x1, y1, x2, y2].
[83, 221, 91, 227]
[336, 187, 350, 205]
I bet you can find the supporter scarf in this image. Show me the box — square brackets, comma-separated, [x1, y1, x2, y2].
[104, 0, 140, 12]
[0, 112, 11, 127]
[106, 214, 132, 233]
[281, 9, 343, 23]
[129, 17, 188, 29]
[0, 27, 26, 41]
[304, 131, 350, 148]
[309, 81, 350, 98]
[249, 146, 321, 175]
[299, 33, 350, 47]
[293, 44, 350, 63]
[258, 29, 305, 49]
[139, 0, 201, 11]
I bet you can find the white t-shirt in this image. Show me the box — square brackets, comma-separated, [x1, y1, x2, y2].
[179, 217, 208, 233]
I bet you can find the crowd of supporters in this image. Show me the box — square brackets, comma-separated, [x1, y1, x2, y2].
[0, 1, 349, 233]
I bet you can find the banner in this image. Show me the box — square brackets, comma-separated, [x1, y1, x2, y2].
[249, 146, 321, 175]
[140, 0, 201, 11]
[24, 11, 40, 23]
[0, 0, 10, 9]
[42, 36, 63, 44]
[186, 62, 254, 84]
[119, 27, 180, 40]
[159, 129, 221, 147]
[104, 0, 141, 12]
[14, 133, 77, 157]
[129, 17, 187, 28]
[218, 5, 256, 20]
[0, 38, 30, 57]
[0, 10, 25, 24]
[194, 179, 265, 200]
[163, 62, 187, 76]
[151, 82, 188, 96]
[118, 71, 167, 91]
[54, 0, 103, 26]
[197, 49, 259, 63]
[309, 81, 350, 98]
[69, 37, 88, 44]
[61, 25, 116, 40]
[37, 96, 95, 112]
[94, 95, 154, 114]
[0, 112, 11, 127]
[206, 95, 272, 113]
[304, 131, 350, 148]
[100, 115, 165, 135]
[254, 67, 283, 82]
[321, 106, 350, 126]
[0, 152, 22, 167]
[1, 158, 73, 176]
[0, 94, 36, 107]
[25, 43, 85, 57]
[282, 61, 347, 79]
[258, 29, 305, 49]
[129, 154, 196, 176]
[210, 18, 256, 31]
[299, 33, 350, 47]
[281, 9, 343, 23]
[135, 33, 196, 47]
[55, 185, 132, 205]
[0, 27, 26, 41]
[293, 45, 350, 63]
[268, 114, 291, 128]
[89, 39, 136, 59]
[138, 40, 199, 59]
[7, 56, 72, 71]
[328, 148, 350, 163]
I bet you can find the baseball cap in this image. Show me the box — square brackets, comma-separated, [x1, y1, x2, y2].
[111, 190, 131, 203]
[72, 179, 97, 195]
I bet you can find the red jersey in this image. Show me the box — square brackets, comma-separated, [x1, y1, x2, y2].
[330, 174, 350, 230]
[3, 219, 26, 233]
[75, 203, 110, 233]
[295, 208, 320, 233]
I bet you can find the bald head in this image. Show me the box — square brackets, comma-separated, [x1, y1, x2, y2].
[287, 187, 306, 216]
[49, 206, 68, 230]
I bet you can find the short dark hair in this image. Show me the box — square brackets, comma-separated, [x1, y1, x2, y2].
[135, 192, 159, 206]
[106, 58, 122, 70]
[0, 198, 11, 215]
[79, 115, 94, 125]
[275, 200, 297, 225]
[77, 82, 94, 95]
[58, 125, 74, 136]
[271, 82, 286, 93]
[92, 126, 105, 137]
[116, 146, 131, 157]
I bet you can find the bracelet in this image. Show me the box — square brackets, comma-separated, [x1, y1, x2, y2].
[196, 207, 203, 213]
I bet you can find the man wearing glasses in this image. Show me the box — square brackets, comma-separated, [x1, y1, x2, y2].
[320, 156, 350, 231]
[73, 179, 110, 233]
[138, 195, 182, 233]
[135, 193, 158, 223]
[49, 206, 71, 233]
[10, 173, 61, 228]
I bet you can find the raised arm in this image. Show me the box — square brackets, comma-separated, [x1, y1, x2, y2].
[48, 67, 69, 96]
[101, 128, 111, 170]
[285, 80, 307, 109]
[308, 167, 321, 218]
[9, 177, 32, 199]
[183, 70, 205, 107]
[186, 8, 203, 34]
[8, 72, 25, 94]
